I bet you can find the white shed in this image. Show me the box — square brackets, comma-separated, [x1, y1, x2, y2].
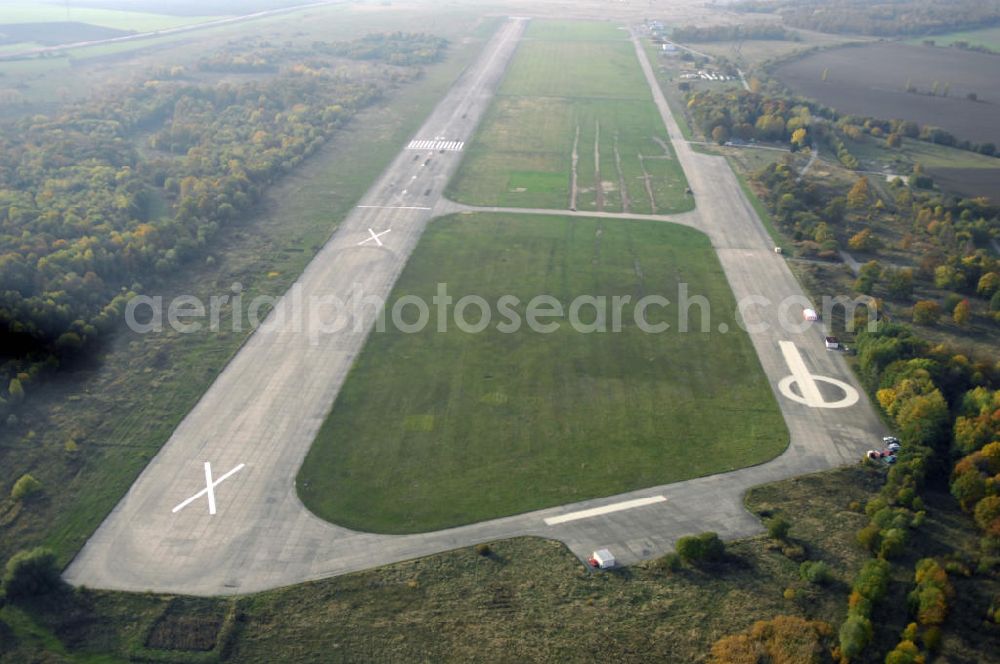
[803, 308, 819, 322]
[592, 549, 616, 569]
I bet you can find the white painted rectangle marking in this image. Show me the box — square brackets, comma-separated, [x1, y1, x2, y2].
[543, 495, 666, 526]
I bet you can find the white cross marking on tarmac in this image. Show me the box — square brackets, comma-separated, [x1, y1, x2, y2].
[358, 228, 391, 247]
[172, 462, 245, 515]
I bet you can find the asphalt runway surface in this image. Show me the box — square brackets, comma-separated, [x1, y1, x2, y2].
[65, 20, 887, 595]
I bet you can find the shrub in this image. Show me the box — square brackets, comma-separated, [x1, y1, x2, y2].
[838, 614, 873, 661]
[884, 639, 922, 664]
[783, 587, 796, 600]
[766, 516, 791, 540]
[474, 543, 491, 557]
[10, 474, 42, 501]
[921, 626, 942, 652]
[710, 615, 832, 664]
[912, 300, 941, 325]
[857, 522, 881, 552]
[879, 528, 907, 559]
[654, 552, 682, 572]
[2, 548, 62, 599]
[799, 560, 833, 585]
[675, 532, 725, 563]
[781, 543, 806, 561]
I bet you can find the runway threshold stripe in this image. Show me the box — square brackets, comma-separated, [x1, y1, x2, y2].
[543, 495, 667, 526]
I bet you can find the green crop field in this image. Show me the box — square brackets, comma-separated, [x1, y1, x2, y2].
[298, 213, 787, 533]
[448, 20, 691, 214]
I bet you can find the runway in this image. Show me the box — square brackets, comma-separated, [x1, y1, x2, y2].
[64, 20, 887, 596]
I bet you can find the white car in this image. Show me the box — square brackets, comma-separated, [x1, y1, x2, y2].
[882, 436, 900, 445]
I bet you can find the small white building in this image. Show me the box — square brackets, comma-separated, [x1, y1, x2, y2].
[591, 549, 616, 569]
[803, 308, 819, 322]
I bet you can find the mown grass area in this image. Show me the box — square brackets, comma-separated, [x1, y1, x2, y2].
[0, 23, 494, 568]
[448, 20, 691, 214]
[522, 19, 626, 42]
[298, 213, 786, 533]
[9, 466, 991, 663]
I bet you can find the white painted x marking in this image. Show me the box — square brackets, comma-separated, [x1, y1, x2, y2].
[172, 462, 245, 515]
[358, 228, 391, 247]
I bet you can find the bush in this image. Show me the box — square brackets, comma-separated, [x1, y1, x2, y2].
[912, 300, 941, 325]
[857, 522, 881, 552]
[838, 614, 873, 661]
[675, 532, 725, 563]
[654, 552, 682, 572]
[766, 516, 791, 540]
[879, 528, 907, 559]
[2, 548, 62, 599]
[884, 639, 922, 664]
[10, 473, 42, 501]
[474, 543, 491, 557]
[799, 560, 833, 585]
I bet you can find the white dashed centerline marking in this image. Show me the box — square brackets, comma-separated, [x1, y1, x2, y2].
[543, 495, 667, 526]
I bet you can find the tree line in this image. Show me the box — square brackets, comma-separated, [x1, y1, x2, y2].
[670, 23, 798, 43]
[736, 0, 1000, 37]
[0, 34, 443, 421]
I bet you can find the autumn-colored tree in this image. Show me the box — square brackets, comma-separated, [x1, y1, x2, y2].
[886, 132, 903, 148]
[896, 389, 950, 449]
[790, 127, 808, 147]
[884, 639, 922, 664]
[711, 124, 729, 145]
[847, 177, 871, 208]
[848, 228, 880, 252]
[912, 301, 941, 325]
[710, 615, 833, 664]
[978, 271, 1000, 297]
[974, 495, 1000, 536]
[952, 299, 971, 326]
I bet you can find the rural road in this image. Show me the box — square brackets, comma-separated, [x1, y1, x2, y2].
[65, 20, 886, 596]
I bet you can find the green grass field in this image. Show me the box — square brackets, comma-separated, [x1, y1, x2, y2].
[448, 20, 691, 214]
[0, 2, 220, 31]
[297, 213, 787, 533]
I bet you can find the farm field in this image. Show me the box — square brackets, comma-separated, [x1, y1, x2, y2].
[448, 20, 691, 214]
[297, 213, 787, 533]
[774, 43, 1000, 145]
[907, 25, 1000, 51]
[841, 134, 1000, 200]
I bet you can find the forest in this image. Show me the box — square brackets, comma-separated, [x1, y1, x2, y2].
[736, 0, 1000, 36]
[0, 32, 448, 421]
[689, 81, 1000, 664]
[670, 23, 798, 42]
